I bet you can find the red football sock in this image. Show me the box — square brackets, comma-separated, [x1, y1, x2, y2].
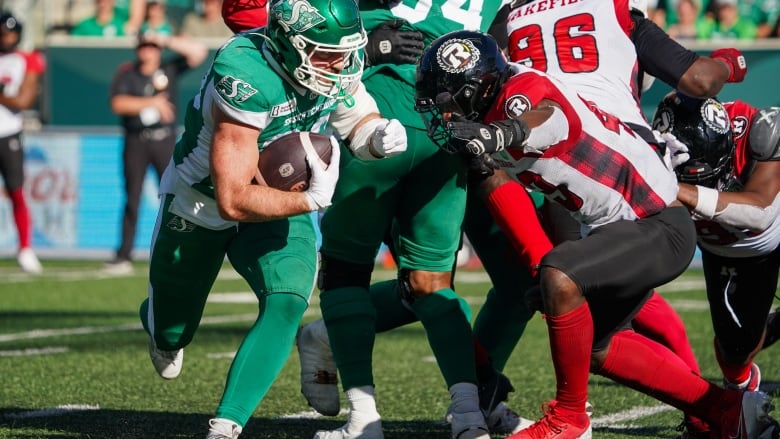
[547, 302, 592, 420]
[486, 181, 553, 275]
[633, 291, 701, 374]
[714, 337, 752, 385]
[9, 188, 31, 249]
[599, 330, 735, 424]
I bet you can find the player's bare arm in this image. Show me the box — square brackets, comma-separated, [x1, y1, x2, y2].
[210, 106, 312, 222]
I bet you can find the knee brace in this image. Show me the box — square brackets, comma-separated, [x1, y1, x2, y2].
[398, 268, 415, 306]
[317, 255, 373, 292]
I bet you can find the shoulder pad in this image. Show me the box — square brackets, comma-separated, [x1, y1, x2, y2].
[749, 107, 780, 161]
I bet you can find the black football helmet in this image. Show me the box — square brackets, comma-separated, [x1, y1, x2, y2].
[0, 11, 22, 53]
[415, 30, 511, 152]
[652, 91, 735, 189]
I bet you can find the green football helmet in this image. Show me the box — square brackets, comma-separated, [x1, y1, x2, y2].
[266, 0, 367, 99]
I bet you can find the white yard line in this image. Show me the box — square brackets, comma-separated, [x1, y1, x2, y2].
[5, 405, 100, 419]
[590, 404, 674, 428]
[0, 346, 68, 357]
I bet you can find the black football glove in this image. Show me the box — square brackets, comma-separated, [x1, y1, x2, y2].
[446, 116, 530, 157]
[365, 20, 425, 66]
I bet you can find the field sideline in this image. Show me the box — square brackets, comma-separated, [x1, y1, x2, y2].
[0, 261, 778, 438]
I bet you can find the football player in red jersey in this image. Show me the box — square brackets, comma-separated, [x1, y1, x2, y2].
[416, 30, 779, 439]
[501, 2, 747, 436]
[654, 94, 780, 400]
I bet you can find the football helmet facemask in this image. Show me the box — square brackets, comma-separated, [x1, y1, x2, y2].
[652, 92, 735, 189]
[414, 30, 511, 152]
[265, 0, 367, 99]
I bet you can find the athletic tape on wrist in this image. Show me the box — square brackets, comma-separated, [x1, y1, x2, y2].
[694, 185, 719, 219]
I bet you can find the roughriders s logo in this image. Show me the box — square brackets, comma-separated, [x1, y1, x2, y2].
[505, 94, 532, 118]
[216, 75, 258, 103]
[271, 0, 325, 33]
[700, 98, 731, 134]
[436, 38, 480, 73]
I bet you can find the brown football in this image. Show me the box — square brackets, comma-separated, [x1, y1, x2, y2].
[256, 131, 334, 192]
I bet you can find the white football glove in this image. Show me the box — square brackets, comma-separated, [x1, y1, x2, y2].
[305, 138, 341, 211]
[370, 119, 407, 158]
[655, 130, 691, 171]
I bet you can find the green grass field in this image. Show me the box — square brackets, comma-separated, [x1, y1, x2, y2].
[0, 260, 778, 439]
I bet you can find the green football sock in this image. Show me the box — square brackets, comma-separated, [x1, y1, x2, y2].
[412, 288, 476, 387]
[369, 279, 417, 333]
[320, 286, 377, 390]
[215, 292, 308, 426]
[473, 286, 535, 371]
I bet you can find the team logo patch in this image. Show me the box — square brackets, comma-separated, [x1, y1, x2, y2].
[270, 0, 325, 33]
[436, 38, 480, 73]
[271, 99, 297, 117]
[504, 94, 532, 118]
[731, 115, 748, 140]
[700, 98, 730, 134]
[278, 162, 295, 178]
[166, 215, 196, 232]
[216, 75, 258, 103]
[652, 107, 674, 133]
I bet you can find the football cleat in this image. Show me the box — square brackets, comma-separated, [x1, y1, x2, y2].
[718, 390, 776, 439]
[477, 367, 515, 418]
[313, 419, 384, 439]
[103, 258, 133, 275]
[487, 402, 534, 435]
[297, 319, 340, 416]
[206, 418, 242, 439]
[675, 415, 712, 439]
[450, 410, 490, 439]
[148, 336, 183, 380]
[507, 400, 592, 439]
[17, 247, 42, 274]
[724, 363, 761, 392]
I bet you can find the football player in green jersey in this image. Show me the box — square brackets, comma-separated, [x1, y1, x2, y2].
[138, 0, 408, 437]
[304, 1, 514, 438]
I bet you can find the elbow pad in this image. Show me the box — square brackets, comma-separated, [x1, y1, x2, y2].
[524, 106, 569, 154]
[749, 107, 780, 161]
[329, 82, 380, 141]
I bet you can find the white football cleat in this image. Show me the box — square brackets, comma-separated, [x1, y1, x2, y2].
[206, 418, 242, 439]
[313, 419, 384, 439]
[297, 319, 340, 415]
[487, 402, 534, 435]
[103, 259, 133, 275]
[450, 410, 490, 439]
[17, 248, 42, 274]
[148, 336, 183, 380]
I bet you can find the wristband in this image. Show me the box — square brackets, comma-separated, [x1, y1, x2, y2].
[694, 185, 719, 219]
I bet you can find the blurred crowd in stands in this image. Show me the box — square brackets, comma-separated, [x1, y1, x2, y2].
[1, 0, 779, 52]
[649, 0, 780, 39]
[1, 0, 235, 51]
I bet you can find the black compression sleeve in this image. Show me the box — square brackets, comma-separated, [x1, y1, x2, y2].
[631, 14, 699, 89]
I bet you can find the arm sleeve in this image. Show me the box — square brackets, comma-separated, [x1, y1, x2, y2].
[485, 181, 553, 273]
[631, 15, 698, 89]
[487, 4, 511, 50]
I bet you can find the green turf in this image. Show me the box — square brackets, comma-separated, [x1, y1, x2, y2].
[0, 260, 777, 438]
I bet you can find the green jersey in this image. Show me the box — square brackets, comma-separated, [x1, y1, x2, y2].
[360, 0, 507, 82]
[166, 31, 338, 229]
[359, 0, 507, 127]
